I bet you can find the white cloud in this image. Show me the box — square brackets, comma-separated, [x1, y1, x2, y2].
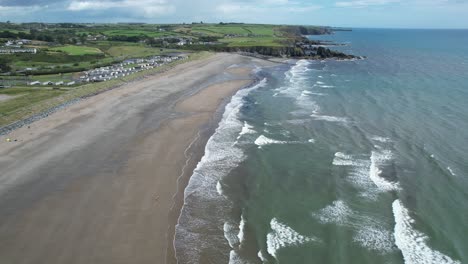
[216, 1, 321, 14]
[287, 5, 322, 12]
[335, 0, 400, 8]
[216, 3, 244, 14]
[0, 4, 43, 16]
[142, 5, 176, 17]
[68, 0, 174, 15]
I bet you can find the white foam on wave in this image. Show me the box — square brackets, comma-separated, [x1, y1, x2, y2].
[254, 135, 286, 147]
[333, 149, 398, 198]
[312, 200, 352, 225]
[187, 78, 267, 194]
[267, 218, 319, 258]
[392, 199, 461, 264]
[372, 136, 392, 143]
[316, 81, 325, 85]
[224, 221, 240, 248]
[447, 167, 456, 176]
[258, 250, 268, 262]
[238, 214, 246, 244]
[333, 152, 365, 166]
[369, 150, 400, 191]
[226, 215, 248, 264]
[302, 90, 326, 96]
[318, 85, 335, 88]
[229, 250, 249, 264]
[353, 225, 395, 253]
[216, 181, 224, 195]
[176, 79, 267, 263]
[279, 60, 323, 115]
[308, 139, 316, 143]
[311, 114, 348, 123]
[311, 200, 395, 254]
[236, 121, 256, 140]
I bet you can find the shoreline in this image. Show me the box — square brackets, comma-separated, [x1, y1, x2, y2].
[166, 76, 263, 264]
[0, 53, 276, 264]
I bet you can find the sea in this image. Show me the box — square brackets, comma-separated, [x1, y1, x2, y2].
[175, 29, 468, 264]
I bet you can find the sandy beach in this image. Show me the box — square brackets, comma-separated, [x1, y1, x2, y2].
[0, 53, 272, 264]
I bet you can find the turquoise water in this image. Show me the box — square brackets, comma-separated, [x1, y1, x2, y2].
[175, 29, 468, 264]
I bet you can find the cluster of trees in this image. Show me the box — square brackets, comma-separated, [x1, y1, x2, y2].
[108, 35, 144, 42]
[0, 57, 12, 73]
[198, 36, 220, 42]
[0, 29, 88, 44]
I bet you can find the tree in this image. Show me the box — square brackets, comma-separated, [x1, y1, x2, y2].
[0, 57, 12, 73]
[44, 35, 54, 42]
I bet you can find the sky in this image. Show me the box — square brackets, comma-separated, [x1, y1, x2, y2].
[0, 0, 468, 28]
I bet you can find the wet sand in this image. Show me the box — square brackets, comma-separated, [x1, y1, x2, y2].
[0, 53, 271, 264]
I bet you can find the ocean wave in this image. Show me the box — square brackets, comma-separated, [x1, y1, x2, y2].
[224, 221, 240, 248]
[353, 225, 395, 253]
[229, 250, 249, 264]
[312, 200, 352, 225]
[311, 114, 348, 123]
[447, 167, 456, 176]
[302, 90, 326, 96]
[279, 60, 323, 116]
[254, 135, 287, 148]
[312, 200, 395, 254]
[332, 149, 399, 198]
[238, 214, 246, 245]
[236, 121, 256, 141]
[267, 218, 320, 259]
[371, 136, 392, 143]
[392, 199, 461, 264]
[216, 181, 224, 195]
[369, 150, 400, 191]
[258, 250, 268, 262]
[333, 152, 365, 166]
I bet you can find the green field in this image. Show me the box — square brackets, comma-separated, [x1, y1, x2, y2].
[0, 87, 65, 124]
[219, 36, 285, 47]
[105, 45, 166, 58]
[50, 45, 103, 55]
[190, 24, 277, 37]
[102, 29, 175, 38]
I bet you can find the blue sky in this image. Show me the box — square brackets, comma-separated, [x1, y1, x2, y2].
[0, 0, 467, 28]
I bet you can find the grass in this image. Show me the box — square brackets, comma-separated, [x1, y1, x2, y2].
[0, 88, 65, 124]
[190, 24, 276, 37]
[49, 45, 103, 55]
[0, 52, 211, 127]
[219, 36, 285, 47]
[30, 73, 75, 82]
[105, 45, 180, 59]
[102, 29, 175, 38]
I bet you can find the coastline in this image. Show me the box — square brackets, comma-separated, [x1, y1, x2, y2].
[0, 53, 276, 264]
